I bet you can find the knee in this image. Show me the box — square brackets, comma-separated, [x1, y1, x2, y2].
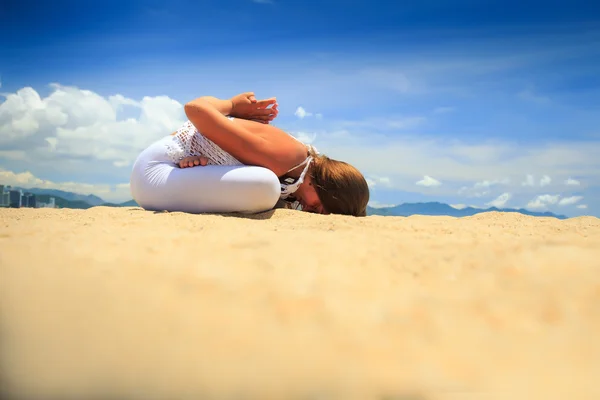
[245, 167, 281, 213]
[257, 168, 282, 204]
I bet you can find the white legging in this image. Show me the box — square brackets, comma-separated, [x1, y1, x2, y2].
[130, 136, 281, 214]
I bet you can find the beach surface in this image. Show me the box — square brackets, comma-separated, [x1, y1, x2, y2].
[1, 207, 599, 400]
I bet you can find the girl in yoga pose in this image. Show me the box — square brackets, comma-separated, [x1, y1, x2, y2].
[130, 92, 369, 216]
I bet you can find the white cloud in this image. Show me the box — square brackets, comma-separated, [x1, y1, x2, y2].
[458, 186, 487, 197]
[0, 87, 54, 140]
[339, 116, 425, 131]
[458, 178, 509, 197]
[474, 179, 507, 188]
[367, 176, 393, 188]
[315, 113, 323, 120]
[577, 204, 588, 209]
[522, 174, 536, 186]
[558, 196, 583, 206]
[527, 195, 585, 209]
[368, 200, 397, 208]
[0, 84, 184, 166]
[539, 175, 551, 187]
[0, 84, 186, 202]
[45, 137, 58, 151]
[527, 194, 560, 210]
[316, 129, 598, 197]
[0, 167, 131, 203]
[485, 192, 511, 208]
[291, 131, 317, 144]
[109, 93, 141, 109]
[294, 106, 312, 119]
[416, 175, 441, 187]
[565, 178, 580, 186]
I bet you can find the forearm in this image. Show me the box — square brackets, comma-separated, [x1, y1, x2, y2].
[188, 96, 233, 115]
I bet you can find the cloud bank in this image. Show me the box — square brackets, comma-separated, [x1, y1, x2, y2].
[0, 83, 598, 215]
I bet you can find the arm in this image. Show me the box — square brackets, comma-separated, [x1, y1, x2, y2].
[184, 97, 284, 174]
[193, 93, 278, 121]
[191, 96, 233, 115]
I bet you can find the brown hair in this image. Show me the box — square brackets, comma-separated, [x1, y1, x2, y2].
[309, 152, 370, 217]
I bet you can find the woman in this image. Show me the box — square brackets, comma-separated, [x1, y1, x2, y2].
[130, 92, 369, 216]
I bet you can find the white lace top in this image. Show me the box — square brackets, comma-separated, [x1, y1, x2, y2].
[165, 120, 243, 166]
[164, 119, 318, 203]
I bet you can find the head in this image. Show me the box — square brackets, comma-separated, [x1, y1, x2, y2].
[295, 152, 370, 217]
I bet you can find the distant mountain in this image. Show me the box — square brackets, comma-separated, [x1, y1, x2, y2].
[367, 202, 567, 219]
[102, 199, 139, 207]
[34, 194, 93, 210]
[4, 186, 568, 218]
[119, 199, 139, 207]
[14, 187, 106, 206]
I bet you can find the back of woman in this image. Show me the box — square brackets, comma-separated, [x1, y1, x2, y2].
[168, 117, 308, 171]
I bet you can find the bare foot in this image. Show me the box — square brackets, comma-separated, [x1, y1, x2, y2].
[178, 156, 209, 168]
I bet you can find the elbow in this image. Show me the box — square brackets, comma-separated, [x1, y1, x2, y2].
[184, 101, 203, 119]
[183, 102, 209, 135]
[183, 102, 194, 119]
[184, 98, 213, 116]
[184, 101, 214, 131]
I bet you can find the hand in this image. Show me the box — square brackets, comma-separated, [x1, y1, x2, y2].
[230, 92, 278, 124]
[178, 155, 208, 168]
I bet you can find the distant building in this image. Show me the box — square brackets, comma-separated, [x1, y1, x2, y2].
[1, 186, 48, 208]
[37, 196, 57, 208]
[9, 190, 22, 208]
[1, 185, 14, 207]
[23, 192, 37, 208]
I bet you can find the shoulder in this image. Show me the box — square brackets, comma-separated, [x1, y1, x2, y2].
[230, 119, 308, 176]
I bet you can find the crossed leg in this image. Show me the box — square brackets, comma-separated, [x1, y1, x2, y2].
[131, 161, 281, 214]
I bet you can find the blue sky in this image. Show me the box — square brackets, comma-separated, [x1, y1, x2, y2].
[1, 0, 599, 216]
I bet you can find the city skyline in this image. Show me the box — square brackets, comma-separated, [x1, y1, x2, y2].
[0, 184, 55, 209]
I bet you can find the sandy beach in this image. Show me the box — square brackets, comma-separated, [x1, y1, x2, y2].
[1, 207, 599, 400]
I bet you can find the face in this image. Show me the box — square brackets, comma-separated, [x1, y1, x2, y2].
[296, 177, 328, 214]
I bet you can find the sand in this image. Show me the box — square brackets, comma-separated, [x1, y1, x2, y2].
[1, 207, 599, 400]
